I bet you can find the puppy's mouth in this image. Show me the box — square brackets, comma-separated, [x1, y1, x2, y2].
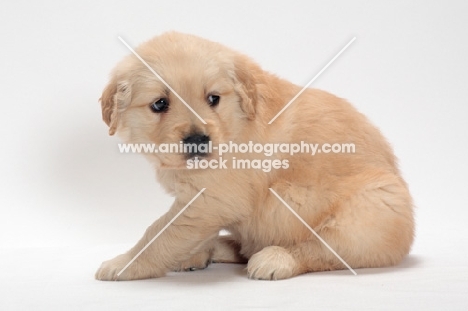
[155, 133, 214, 170]
[182, 133, 211, 160]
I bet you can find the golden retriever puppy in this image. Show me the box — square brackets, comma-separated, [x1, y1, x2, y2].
[95, 32, 414, 281]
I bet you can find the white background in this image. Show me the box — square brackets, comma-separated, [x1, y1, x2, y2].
[1, 0, 467, 310]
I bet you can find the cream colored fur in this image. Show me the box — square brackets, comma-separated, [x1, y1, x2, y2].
[95, 32, 414, 281]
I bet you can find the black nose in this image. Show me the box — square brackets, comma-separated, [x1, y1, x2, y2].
[182, 134, 210, 158]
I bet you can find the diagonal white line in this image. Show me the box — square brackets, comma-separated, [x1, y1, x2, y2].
[118, 36, 207, 125]
[268, 37, 356, 124]
[269, 188, 357, 275]
[116, 188, 206, 279]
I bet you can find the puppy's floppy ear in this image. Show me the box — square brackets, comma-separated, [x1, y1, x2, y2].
[100, 80, 131, 135]
[233, 56, 260, 120]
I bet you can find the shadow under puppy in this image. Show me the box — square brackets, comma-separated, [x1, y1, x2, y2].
[95, 32, 414, 281]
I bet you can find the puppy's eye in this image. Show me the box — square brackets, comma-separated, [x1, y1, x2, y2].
[150, 98, 169, 113]
[207, 95, 220, 107]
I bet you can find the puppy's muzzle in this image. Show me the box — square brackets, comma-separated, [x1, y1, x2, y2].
[182, 133, 210, 158]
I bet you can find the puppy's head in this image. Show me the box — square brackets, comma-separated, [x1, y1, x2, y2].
[100, 32, 260, 169]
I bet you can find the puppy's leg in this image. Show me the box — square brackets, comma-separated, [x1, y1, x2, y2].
[212, 235, 247, 264]
[95, 198, 221, 281]
[174, 235, 247, 271]
[248, 176, 414, 280]
[247, 246, 298, 280]
[247, 241, 345, 280]
[174, 250, 213, 272]
[173, 236, 216, 272]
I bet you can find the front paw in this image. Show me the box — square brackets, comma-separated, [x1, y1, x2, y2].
[95, 253, 163, 281]
[95, 253, 132, 281]
[173, 250, 212, 272]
